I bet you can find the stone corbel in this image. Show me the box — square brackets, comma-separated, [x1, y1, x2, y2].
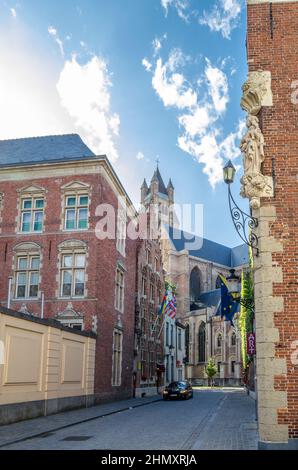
[240, 71, 273, 209]
[241, 70, 273, 115]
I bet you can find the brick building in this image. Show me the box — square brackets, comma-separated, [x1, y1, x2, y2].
[134, 237, 165, 397]
[0, 134, 137, 404]
[241, 0, 298, 449]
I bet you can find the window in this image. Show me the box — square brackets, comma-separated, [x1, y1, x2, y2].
[166, 321, 169, 346]
[60, 253, 86, 297]
[217, 361, 221, 373]
[149, 351, 155, 378]
[189, 267, 201, 310]
[178, 328, 182, 350]
[231, 331, 236, 346]
[170, 324, 174, 347]
[21, 197, 44, 232]
[116, 209, 126, 256]
[146, 249, 151, 265]
[231, 360, 235, 374]
[198, 322, 206, 363]
[217, 334, 222, 348]
[215, 275, 222, 289]
[112, 330, 122, 386]
[141, 349, 147, 379]
[115, 267, 125, 312]
[64, 194, 88, 230]
[154, 257, 159, 272]
[15, 254, 40, 299]
[150, 282, 154, 302]
[142, 276, 147, 297]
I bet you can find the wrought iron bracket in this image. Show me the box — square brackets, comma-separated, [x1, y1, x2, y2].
[228, 184, 259, 256]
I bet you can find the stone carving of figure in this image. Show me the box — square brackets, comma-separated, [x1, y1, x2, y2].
[240, 114, 265, 176]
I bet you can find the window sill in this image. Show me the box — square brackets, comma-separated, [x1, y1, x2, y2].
[63, 228, 89, 232]
[17, 231, 43, 235]
[58, 296, 86, 300]
[13, 298, 40, 302]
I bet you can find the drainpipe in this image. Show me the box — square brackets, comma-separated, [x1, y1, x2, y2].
[41, 291, 45, 319]
[7, 276, 13, 309]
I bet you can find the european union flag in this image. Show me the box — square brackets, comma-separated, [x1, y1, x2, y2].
[219, 274, 238, 326]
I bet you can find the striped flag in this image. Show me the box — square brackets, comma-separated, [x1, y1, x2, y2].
[160, 289, 177, 318]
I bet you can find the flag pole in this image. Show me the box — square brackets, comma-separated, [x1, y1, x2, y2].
[157, 316, 167, 339]
[151, 313, 160, 335]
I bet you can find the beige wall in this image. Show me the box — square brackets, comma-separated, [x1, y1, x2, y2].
[0, 311, 95, 406]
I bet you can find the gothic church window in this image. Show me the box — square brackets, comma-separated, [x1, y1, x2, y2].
[198, 322, 206, 363]
[189, 267, 202, 310]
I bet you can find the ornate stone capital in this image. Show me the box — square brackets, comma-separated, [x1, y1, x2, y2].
[241, 71, 273, 115]
[240, 173, 274, 209]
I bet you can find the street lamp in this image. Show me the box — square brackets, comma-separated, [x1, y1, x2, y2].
[226, 269, 254, 313]
[223, 160, 259, 256]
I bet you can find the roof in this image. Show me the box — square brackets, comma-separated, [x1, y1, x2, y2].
[0, 134, 96, 167]
[166, 225, 248, 268]
[150, 166, 168, 195]
[199, 289, 221, 309]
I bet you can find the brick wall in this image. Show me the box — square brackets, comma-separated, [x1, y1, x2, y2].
[0, 163, 137, 402]
[247, 0, 298, 444]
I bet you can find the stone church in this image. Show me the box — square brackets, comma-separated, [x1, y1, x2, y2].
[141, 166, 249, 386]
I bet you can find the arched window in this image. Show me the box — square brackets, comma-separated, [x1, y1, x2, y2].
[215, 275, 222, 289]
[185, 324, 189, 363]
[217, 333, 222, 348]
[231, 331, 236, 346]
[198, 322, 206, 363]
[189, 267, 201, 309]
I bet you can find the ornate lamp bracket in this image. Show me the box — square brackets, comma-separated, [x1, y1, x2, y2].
[228, 184, 259, 256]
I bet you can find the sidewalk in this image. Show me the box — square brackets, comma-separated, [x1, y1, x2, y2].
[0, 394, 162, 448]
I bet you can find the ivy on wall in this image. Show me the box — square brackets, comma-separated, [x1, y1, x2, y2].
[238, 248, 254, 370]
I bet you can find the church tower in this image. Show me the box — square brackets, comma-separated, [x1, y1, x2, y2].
[140, 164, 175, 228]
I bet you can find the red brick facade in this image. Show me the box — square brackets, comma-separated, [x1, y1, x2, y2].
[0, 158, 137, 403]
[134, 237, 165, 397]
[247, 0, 298, 442]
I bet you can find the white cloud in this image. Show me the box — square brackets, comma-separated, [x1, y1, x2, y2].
[48, 25, 64, 56]
[205, 58, 229, 113]
[143, 46, 243, 188]
[161, 0, 189, 21]
[142, 58, 152, 72]
[199, 0, 242, 39]
[149, 50, 197, 109]
[10, 8, 17, 18]
[56, 55, 120, 161]
[136, 151, 145, 160]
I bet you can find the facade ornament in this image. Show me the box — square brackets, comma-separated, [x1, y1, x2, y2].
[241, 70, 273, 115]
[240, 71, 273, 209]
[19, 303, 30, 315]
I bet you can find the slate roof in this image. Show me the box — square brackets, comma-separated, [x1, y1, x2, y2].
[150, 166, 168, 195]
[166, 225, 248, 268]
[0, 134, 96, 167]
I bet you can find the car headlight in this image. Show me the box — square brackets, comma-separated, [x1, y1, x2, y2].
[163, 391, 168, 394]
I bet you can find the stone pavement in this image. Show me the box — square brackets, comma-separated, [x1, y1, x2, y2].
[192, 389, 258, 450]
[0, 394, 162, 448]
[0, 388, 258, 450]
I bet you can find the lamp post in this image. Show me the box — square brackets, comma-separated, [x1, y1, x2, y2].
[222, 160, 259, 256]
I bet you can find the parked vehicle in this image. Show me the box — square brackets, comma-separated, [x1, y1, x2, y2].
[163, 381, 193, 400]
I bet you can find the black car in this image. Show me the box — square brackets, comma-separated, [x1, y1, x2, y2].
[163, 381, 193, 400]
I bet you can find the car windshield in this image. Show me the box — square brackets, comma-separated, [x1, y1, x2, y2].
[169, 381, 186, 389]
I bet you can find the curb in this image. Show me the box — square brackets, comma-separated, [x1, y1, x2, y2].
[0, 397, 163, 449]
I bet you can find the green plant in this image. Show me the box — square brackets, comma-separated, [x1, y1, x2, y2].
[238, 247, 254, 370]
[205, 357, 217, 386]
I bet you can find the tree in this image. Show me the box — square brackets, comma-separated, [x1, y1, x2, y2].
[205, 357, 217, 387]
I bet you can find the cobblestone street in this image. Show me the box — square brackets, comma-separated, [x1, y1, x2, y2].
[0, 389, 258, 450]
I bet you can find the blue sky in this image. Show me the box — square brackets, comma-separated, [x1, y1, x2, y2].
[0, 0, 248, 247]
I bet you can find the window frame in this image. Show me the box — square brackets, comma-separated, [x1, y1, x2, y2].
[115, 266, 125, 313]
[59, 251, 86, 299]
[64, 193, 89, 231]
[112, 329, 123, 386]
[15, 253, 40, 300]
[20, 196, 44, 233]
